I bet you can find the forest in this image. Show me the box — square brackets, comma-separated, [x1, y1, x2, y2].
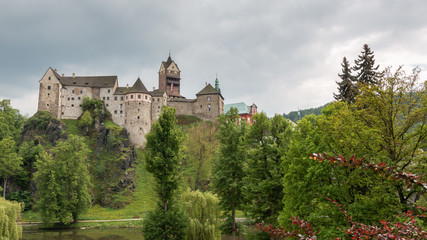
[1, 44, 426, 239]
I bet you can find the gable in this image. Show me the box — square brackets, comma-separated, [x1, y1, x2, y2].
[167, 61, 180, 72]
[39, 67, 61, 84]
[159, 63, 165, 73]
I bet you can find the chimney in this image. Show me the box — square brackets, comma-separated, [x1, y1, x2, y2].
[126, 84, 129, 89]
[205, 82, 207, 86]
[54, 69, 57, 72]
[153, 87, 155, 90]
[62, 74, 64, 77]
[72, 73, 75, 78]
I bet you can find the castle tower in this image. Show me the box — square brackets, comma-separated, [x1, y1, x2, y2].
[124, 78, 152, 147]
[38, 67, 63, 119]
[158, 55, 182, 98]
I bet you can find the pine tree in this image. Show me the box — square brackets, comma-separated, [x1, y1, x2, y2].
[353, 44, 380, 85]
[334, 57, 356, 104]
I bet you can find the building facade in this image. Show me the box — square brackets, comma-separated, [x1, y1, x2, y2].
[37, 56, 224, 146]
[224, 102, 257, 124]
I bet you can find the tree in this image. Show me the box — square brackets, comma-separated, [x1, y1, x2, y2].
[182, 190, 221, 240]
[34, 134, 91, 224]
[79, 110, 93, 135]
[0, 99, 25, 142]
[243, 113, 292, 226]
[0, 137, 23, 198]
[211, 107, 246, 240]
[353, 44, 380, 85]
[183, 121, 218, 191]
[334, 57, 356, 104]
[142, 106, 187, 240]
[0, 197, 23, 240]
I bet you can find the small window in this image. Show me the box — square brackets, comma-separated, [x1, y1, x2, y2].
[140, 127, 142, 130]
[200, 105, 202, 109]
[139, 102, 141, 105]
[72, 90, 75, 93]
[106, 104, 109, 107]
[46, 103, 49, 106]
[137, 116, 140, 119]
[80, 90, 83, 94]
[108, 89, 111, 93]
[138, 109, 140, 112]
[207, 96, 211, 102]
[62, 112, 64, 115]
[157, 98, 159, 102]
[114, 96, 117, 101]
[47, 93, 50, 96]
[126, 96, 128, 100]
[138, 95, 141, 99]
[73, 82, 76, 84]
[71, 97, 74, 100]
[78, 97, 81, 100]
[79, 104, 82, 107]
[158, 106, 160, 109]
[47, 86, 51, 90]
[131, 95, 134, 99]
[85, 83, 88, 85]
[121, 97, 124, 100]
[107, 97, 109, 100]
[68, 97, 70, 100]
[114, 110, 117, 114]
[120, 110, 123, 114]
[145, 95, 147, 100]
[71, 104, 74, 107]
[48, 77, 51, 80]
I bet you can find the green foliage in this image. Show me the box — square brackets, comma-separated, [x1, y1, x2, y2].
[142, 206, 188, 240]
[0, 99, 25, 142]
[282, 103, 329, 122]
[7, 190, 31, 211]
[34, 134, 92, 224]
[182, 121, 218, 191]
[81, 96, 104, 118]
[25, 111, 55, 132]
[176, 115, 202, 126]
[334, 57, 357, 104]
[243, 113, 292, 225]
[61, 119, 80, 135]
[353, 44, 381, 85]
[0, 197, 23, 240]
[182, 190, 221, 240]
[79, 110, 93, 129]
[143, 106, 187, 239]
[0, 137, 23, 198]
[212, 107, 246, 238]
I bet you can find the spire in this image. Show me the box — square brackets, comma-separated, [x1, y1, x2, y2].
[215, 73, 221, 93]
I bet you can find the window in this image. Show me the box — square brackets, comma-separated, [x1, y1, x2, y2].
[103, 97, 105, 100]
[207, 96, 211, 102]
[121, 97, 124, 100]
[138, 95, 141, 99]
[47, 93, 50, 96]
[126, 96, 128, 100]
[47, 86, 51, 90]
[131, 95, 134, 99]
[138, 109, 140, 112]
[71, 97, 74, 100]
[71, 104, 74, 107]
[48, 77, 51, 80]
[137, 116, 140, 119]
[200, 105, 202, 109]
[72, 90, 75, 93]
[114, 110, 117, 114]
[80, 90, 83, 94]
[158, 106, 160, 109]
[208, 104, 211, 111]
[46, 104, 49, 106]
[78, 97, 81, 100]
[106, 104, 109, 107]
[120, 110, 123, 114]
[157, 98, 159, 102]
[114, 96, 117, 101]
[145, 95, 147, 100]
[139, 102, 141, 105]
[68, 97, 70, 100]
[107, 97, 110, 100]
[108, 89, 111, 93]
[62, 112, 64, 115]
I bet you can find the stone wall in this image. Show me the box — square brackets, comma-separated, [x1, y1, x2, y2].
[193, 94, 223, 121]
[151, 93, 167, 123]
[61, 86, 93, 119]
[124, 93, 152, 147]
[38, 68, 62, 119]
[168, 98, 196, 116]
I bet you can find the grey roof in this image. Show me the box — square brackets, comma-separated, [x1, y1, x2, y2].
[114, 87, 129, 95]
[196, 84, 222, 97]
[150, 89, 166, 97]
[127, 78, 149, 94]
[60, 76, 117, 88]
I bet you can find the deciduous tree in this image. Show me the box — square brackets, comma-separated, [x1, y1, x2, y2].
[0, 137, 23, 198]
[212, 107, 246, 240]
[34, 134, 91, 224]
[143, 106, 187, 240]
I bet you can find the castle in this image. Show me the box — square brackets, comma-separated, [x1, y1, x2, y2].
[37, 56, 224, 146]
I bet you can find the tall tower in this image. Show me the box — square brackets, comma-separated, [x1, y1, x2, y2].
[124, 78, 152, 147]
[158, 55, 182, 98]
[38, 67, 63, 119]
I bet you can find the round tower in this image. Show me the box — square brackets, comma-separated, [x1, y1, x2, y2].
[124, 78, 152, 147]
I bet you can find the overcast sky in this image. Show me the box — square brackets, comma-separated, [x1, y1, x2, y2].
[1, 0, 426, 117]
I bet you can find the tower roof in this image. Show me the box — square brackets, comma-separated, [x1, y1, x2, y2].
[161, 55, 179, 69]
[196, 83, 223, 98]
[127, 78, 149, 94]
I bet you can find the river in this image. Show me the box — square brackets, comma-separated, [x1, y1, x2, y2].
[22, 228, 143, 240]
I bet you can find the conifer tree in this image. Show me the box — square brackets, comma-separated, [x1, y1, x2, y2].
[334, 57, 356, 104]
[353, 44, 380, 85]
[143, 106, 187, 240]
[212, 107, 246, 240]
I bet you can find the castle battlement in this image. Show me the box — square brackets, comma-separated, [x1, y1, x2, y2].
[37, 56, 224, 146]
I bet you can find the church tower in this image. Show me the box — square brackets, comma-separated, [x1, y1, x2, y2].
[158, 55, 182, 98]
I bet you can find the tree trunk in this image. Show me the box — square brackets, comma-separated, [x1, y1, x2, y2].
[72, 212, 78, 223]
[3, 177, 7, 198]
